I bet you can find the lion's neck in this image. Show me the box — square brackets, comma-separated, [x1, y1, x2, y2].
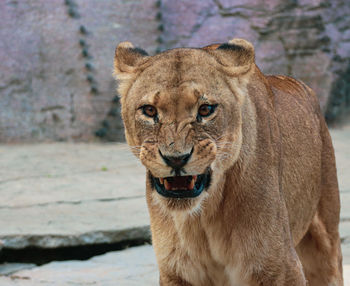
[170, 161, 243, 234]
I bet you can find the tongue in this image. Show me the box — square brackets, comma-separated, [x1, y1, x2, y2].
[165, 176, 192, 190]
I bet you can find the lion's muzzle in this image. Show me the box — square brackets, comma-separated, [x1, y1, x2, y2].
[159, 148, 193, 176]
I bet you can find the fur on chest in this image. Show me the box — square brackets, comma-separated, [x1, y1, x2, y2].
[161, 213, 250, 286]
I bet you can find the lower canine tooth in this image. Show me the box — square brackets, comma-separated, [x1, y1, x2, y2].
[164, 179, 171, 190]
[189, 177, 195, 190]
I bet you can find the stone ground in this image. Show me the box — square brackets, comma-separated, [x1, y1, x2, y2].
[0, 126, 349, 285]
[0, 144, 150, 249]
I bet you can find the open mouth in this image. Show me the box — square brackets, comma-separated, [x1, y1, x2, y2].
[151, 170, 211, 198]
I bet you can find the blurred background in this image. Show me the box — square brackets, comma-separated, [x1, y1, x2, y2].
[1, 0, 349, 143]
[0, 0, 349, 285]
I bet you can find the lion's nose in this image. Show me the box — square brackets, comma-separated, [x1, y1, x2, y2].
[159, 149, 193, 169]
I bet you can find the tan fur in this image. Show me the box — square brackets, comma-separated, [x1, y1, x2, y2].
[114, 38, 343, 285]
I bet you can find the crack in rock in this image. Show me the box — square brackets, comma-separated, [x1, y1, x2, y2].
[0, 195, 145, 210]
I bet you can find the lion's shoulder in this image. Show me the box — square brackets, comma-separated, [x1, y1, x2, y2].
[266, 75, 311, 96]
[265, 75, 321, 115]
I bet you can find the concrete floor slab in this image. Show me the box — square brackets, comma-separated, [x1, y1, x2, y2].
[0, 246, 349, 285]
[0, 143, 149, 248]
[0, 245, 158, 286]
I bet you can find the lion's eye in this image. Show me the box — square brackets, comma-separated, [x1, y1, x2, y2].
[141, 105, 157, 118]
[198, 104, 217, 118]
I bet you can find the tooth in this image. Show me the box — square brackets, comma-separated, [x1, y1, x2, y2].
[164, 179, 171, 190]
[159, 178, 164, 184]
[193, 175, 197, 181]
[189, 177, 195, 190]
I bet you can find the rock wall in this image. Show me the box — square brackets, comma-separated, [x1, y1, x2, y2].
[0, 0, 159, 142]
[0, 0, 349, 142]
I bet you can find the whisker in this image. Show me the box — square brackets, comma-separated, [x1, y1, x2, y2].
[217, 152, 233, 157]
[214, 134, 226, 141]
[117, 145, 142, 149]
[215, 141, 233, 146]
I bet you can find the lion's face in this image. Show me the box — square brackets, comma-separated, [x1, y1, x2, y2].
[114, 40, 255, 211]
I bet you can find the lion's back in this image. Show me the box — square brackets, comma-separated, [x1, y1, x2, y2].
[266, 75, 326, 244]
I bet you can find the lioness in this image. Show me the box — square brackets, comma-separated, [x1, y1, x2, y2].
[113, 38, 343, 286]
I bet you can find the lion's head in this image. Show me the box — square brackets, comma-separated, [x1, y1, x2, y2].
[114, 39, 256, 212]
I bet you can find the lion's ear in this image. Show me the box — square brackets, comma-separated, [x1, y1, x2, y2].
[206, 38, 255, 75]
[114, 42, 148, 77]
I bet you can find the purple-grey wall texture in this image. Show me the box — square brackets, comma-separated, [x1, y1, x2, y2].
[0, 0, 349, 142]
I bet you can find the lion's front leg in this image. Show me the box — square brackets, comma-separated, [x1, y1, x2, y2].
[159, 273, 193, 286]
[250, 249, 307, 286]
